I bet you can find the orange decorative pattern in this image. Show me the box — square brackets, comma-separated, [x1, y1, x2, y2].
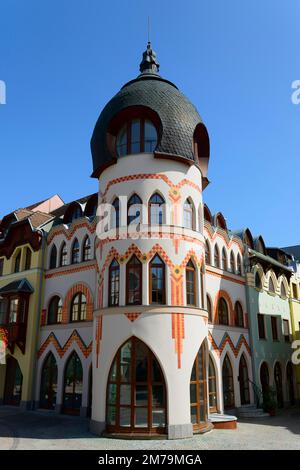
[95, 315, 102, 368]
[62, 283, 93, 323]
[213, 290, 235, 326]
[204, 224, 244, 253]
[37, 330, 92, 359]
[172, 314, 185, 368]
[208, 331, 251, 357]
[46, 261, 96, 279]
[47, 219, 96, 245]
[125, 313, 141, 322]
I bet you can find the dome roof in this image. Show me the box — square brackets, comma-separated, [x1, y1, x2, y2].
[90, 43, 209, 178]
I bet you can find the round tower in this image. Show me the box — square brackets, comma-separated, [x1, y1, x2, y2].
[90, 43, 211, 438]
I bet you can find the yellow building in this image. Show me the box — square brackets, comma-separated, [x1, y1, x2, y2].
[0, 196, 63, 409]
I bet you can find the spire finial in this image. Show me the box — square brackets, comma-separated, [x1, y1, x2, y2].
[139, 38, 160, 75]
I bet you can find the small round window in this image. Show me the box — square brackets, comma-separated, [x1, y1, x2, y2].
[116, 118, 157, 157]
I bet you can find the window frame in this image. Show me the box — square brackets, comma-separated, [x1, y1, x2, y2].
[109, 259, 120, 307]
[257, 313, 266, 340]
[70, 292, 87, 322]
[126, 255, 142, 306]
[149, 254, 166, 305]
[186, 259, 196, 306]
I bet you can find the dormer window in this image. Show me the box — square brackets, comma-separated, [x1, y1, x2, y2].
[116, 118, 157, 157]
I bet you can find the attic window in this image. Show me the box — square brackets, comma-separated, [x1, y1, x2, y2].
[116, 118, 157, 157]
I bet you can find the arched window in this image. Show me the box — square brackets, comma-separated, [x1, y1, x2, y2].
[218, 297, 229, 325]
[127, 194, 142, 226]
[183, 198, 194, 230]
[190, 342, 208, 430]
[106, 337, 166, 434]
[126, 255, 142, 305]
[14, 250, 21, 273]
[207, 295, 212, 322]
[149, 193, 165, 225]
[274, 362, 283, 408]
[230, 251, 235, 273]
[255, 271, 262, 289]
[260, 362, 269, 395]
[186, 259, 196, 306]
[269, 276, 275, 293]
[237, 254, 242, 275]
[70, 293, 87, 322]
[84, 195, 97, 218]
[71, 239, 80, 264]
[214, 245, 220, 268]
[280, 282, 286, 298]
[208, 356, 217, 412]
[3, 357, 23, 406]
[49, 245, 57, 269]
[63, 352, 83, 415]
[222, 355, 234, 409]
[82, 236, 92, 261]
[25, 247, 32, 271]
[48, 296, 63, 324]
[116, 119, 158, 157]
[234, 301, 244, 328]
[70, 205, 82, 223]
[59, 242, 68, 267]
[239, 355, 250, 405]
[40, 353, 58, 410]
[112, 197, 120, 229]
[222, 248, 227, 271]
[149, 255, 165, 304]
[205, 240, 211, 265]
[109, 259, 120, 307]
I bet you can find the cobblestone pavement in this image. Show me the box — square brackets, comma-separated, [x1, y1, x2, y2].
[0, 407, 299, 450]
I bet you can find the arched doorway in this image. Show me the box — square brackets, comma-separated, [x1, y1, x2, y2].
[63, 351, 83, 415]
[222, 355, 235, 409]
[190, 342, 208, 431]
[106, 337, 167, 434]
[286, 362, 295, 406]
[40, 352, 58, 410]
[274, 362, 284, 408]
[208, 356, 217, 413]
[260, 362, 269, 395]
[239, 355, 250, 405]
[4, 357, 23, 406]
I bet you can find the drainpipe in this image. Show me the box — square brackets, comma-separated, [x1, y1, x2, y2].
[30, 228, 47, 410]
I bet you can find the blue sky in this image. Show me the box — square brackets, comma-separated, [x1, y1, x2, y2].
[0, 0, 299, 246]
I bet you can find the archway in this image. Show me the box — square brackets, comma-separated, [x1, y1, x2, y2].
[274, 362, 284, 408]
[222, 355, 235, 409]
[239, 355, 250, 405]
[40, 352, 58, 410]
[190, 342, 208, 430]
[4, 357, 23, 406]
[260, 362, 269, 395]
[106, 337, 167, 434]
[286, 362, 295, 406]
[63, 351, 83, 415]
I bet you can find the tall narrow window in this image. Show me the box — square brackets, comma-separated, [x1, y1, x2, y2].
[214, 245, 220, 268]
[234, 301, 244, 327]
[109, 259, 120, 307]
[239, 355, 250, 405]
[49, 245, 57, 269]
[269, 277, 275, 293]
[218, 298, 229, 325]
[255, 272, 262, 289]
[222, 355, 235, 409]
[230, 251, 235, 273]
[71, 239, 80, 264]
[48, 296, 63, 324]
[222, 248, 227, 271]
[190, 342, 208, 430]
[208, 356, 217, 412]
[271, 316, 278, 341]
[60, 242, 68, 267]
[186, 259, 196, 306]
[71, 293, 87, 322]
[40, 353, 58, 410]
[25, 247, 32, 271]
[257, 313, 266, 339]
[127, 194, 142, 226]
[149, 193, 165, 225]
[112, 197, 120, 229]
[126, 255, 142, 305]
[183, 198, 194, 230]
[280, 282, 286, 298]
[14, 251, 21, 273]
[207, 295, 212, 322]
[237, 255, 242, 275]
[63, 352, 83, 415]
[149, 255, 165, 304]
[0, 298, 7, 325]
[283, 319, 290, 342]
[205, 240, 211, 265]
[82, 236, 92, 261]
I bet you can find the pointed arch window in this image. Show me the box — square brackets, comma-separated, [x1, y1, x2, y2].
[205, 240, 211, 265]
[237, 254, 242, 275]
[40, 353, 58, 410]
[49, 245, 57, 269]
[222, 248, 227, 271]
[239, 355, 250, 405]
[149, 193, 165, 225]
[222, 355, 234, 409]
[112, 197, 120, 229]
[190, 342, 208, 430]
[126, 255, 142, 305]
[149, 255, 165, 304]
[186, 259, 196, 306]
[82, 236, 92, 261]
[218, 297, 229, 325]
[25, 247, 32, 271]
[234, 301, 244, 327]
[207, 295, 212, 322]
[208, 356, 217, 412]
[48, 296, 63, 324]
[230, 251, 235, 273]
[109, 259, 120, 307]
[255, 271, 262, 289]
[214, 245, 220, 268]
[59, 242, 68, 267]
[14, 250, 21, 273]
[269, 276, 275, 293]
[183, 198, 194, 230]
[70, 293, 87, 322]
[127, 194, 142, 226]
[71, 239, 80, 264]
[63, 352, 83, 415]
[280, 281, 287, 298]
